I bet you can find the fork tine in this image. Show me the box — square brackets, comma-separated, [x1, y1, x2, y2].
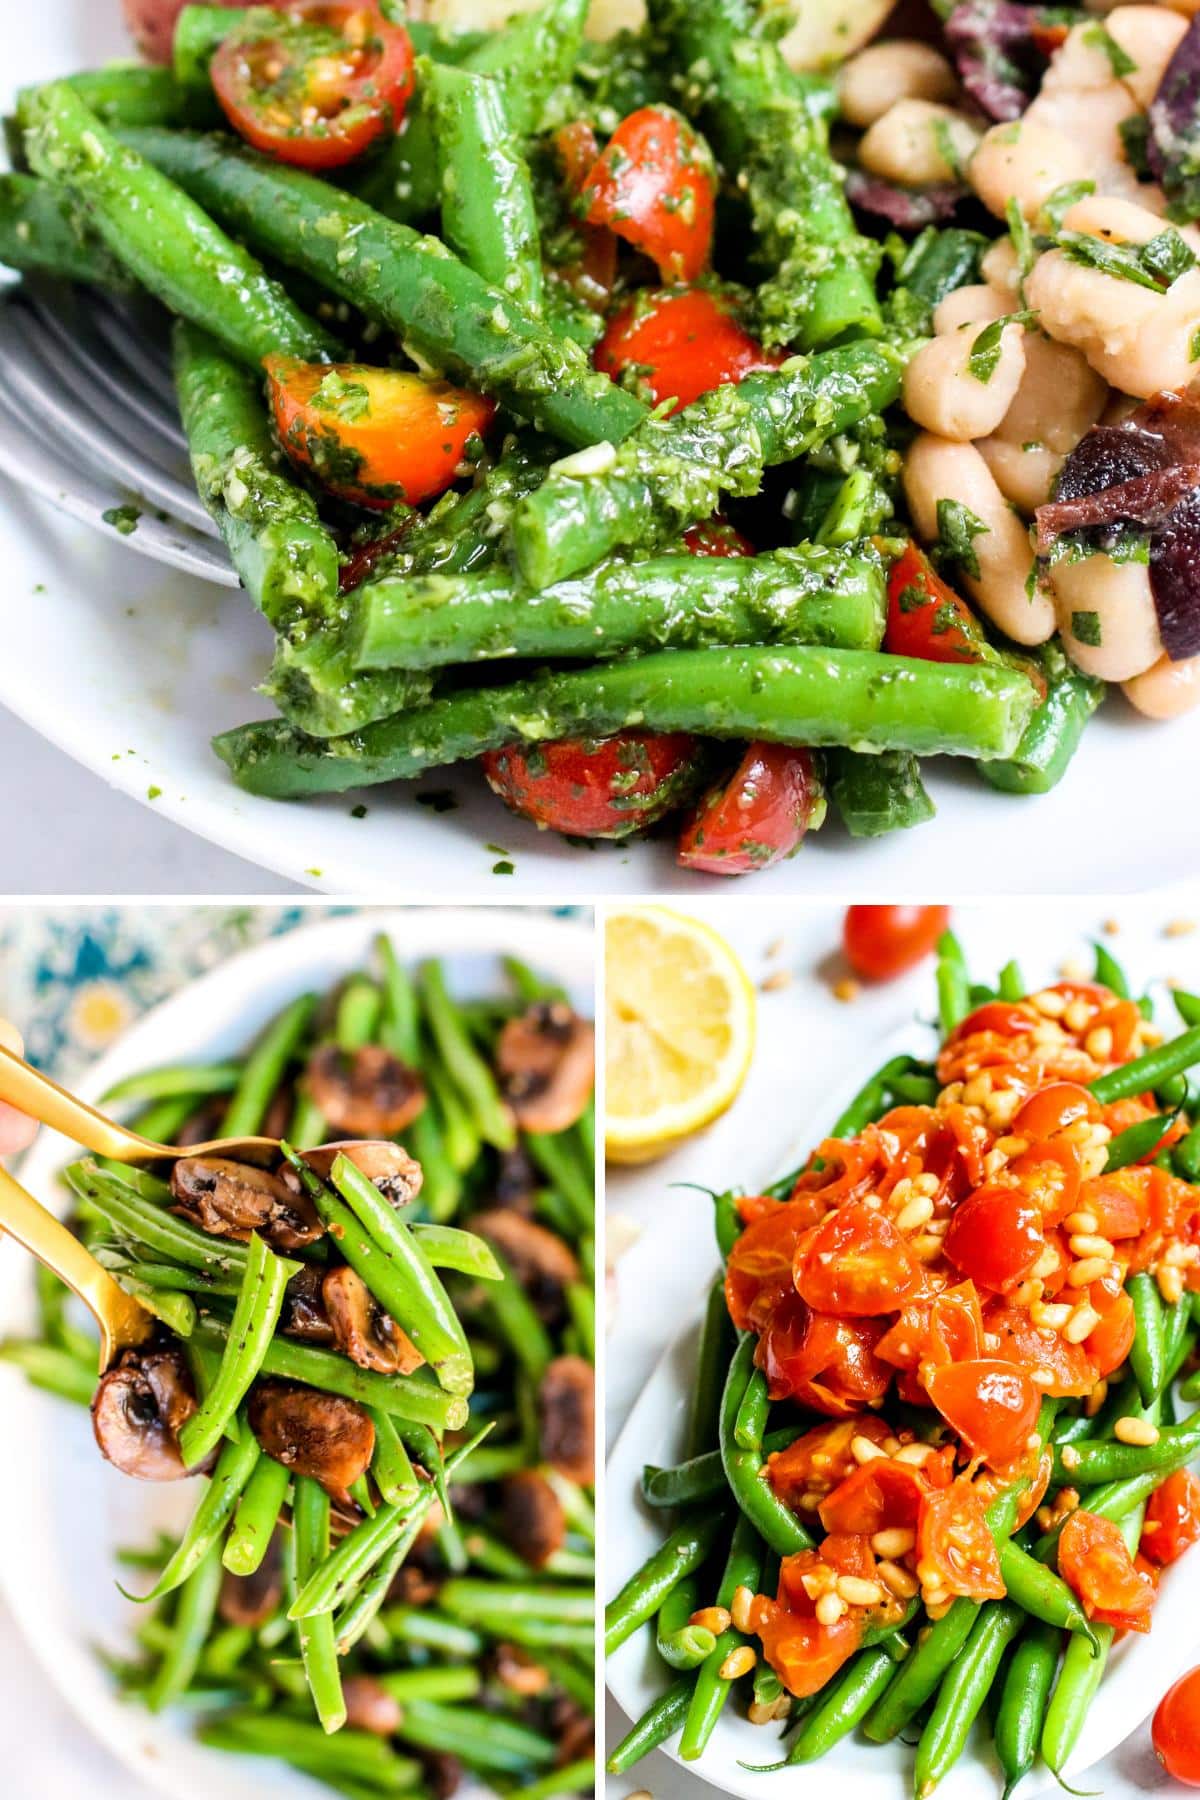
[28, 290, 188, 453]
[90, 292, 178, 405]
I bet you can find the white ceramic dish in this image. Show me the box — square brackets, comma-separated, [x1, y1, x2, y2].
[5, 8, 1200, 895]
[0, 907, 594, 1800]
[605, 1014, 1200, 1800]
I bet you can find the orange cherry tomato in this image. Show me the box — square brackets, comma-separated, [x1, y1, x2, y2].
[766, 1415, 889, 1510]
[983, 1300, 1095, 1397]
[943, 1185, 1044, 1294]
[1007, 1139, 1082, 1225]
[1014, 1081, 1101, 1140]
[581, 106, 716, 283]
[925, 1358, 1041, 1467]
[594, 286, 781, 413]
[264, 357, 494, 509]
[818, 1456, 931, 1536]
[1084, 1287, 1135, 1378]
[842, 906, 951, 981]
[758, 1297, 892, 1416]
[725, 1200, 816, 1333]
[1142, 1469, 1200, 1567]
[1154, 1665, 1200, 1785]
[795, 1200, 927, 1317]
[917, 1482, 1006, 1600]
[1080, 1168, 1152, 1241]
[752, 1596, 862, 1698]
[885, 540, 985, 664]
[1059, 1508, 1155, 1631]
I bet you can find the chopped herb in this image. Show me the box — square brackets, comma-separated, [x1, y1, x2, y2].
[416, 789, 459, 813]
[968, 309, 1034, 383]
[1120, 114, 1152, 180]
[102, 504, 141, 535]
[1058, 225, 1196, 292]
[1071, 609, 1103, 646]
[1039, 179, 1095, 233]
[350, 803, 368, 819]
[1005, 196, 1035, 283]
[146, 785, 161, 801]
[312, 369, 372, 423]
[932, 499, 989, 581]
[1082, 23, 1136, 78]
[897, 582, 931, 614]
[492, 860, 515, 875]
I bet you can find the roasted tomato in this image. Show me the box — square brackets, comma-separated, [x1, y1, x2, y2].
[759, 1295, 891, 1415]
[1006, 1139, 1081, 1227]
[876, 1283, 985, 1372]
[1058, 1509, 1155, 1632]
[795, 1200, 926, 1317]
[818, 1456, 931, 1536]
[752, 1597, 862, 1698]
[842, 906, 951, 981]
[264, 358, 494, 508]
[581, 106, 716, 282]
[1084, 1287, 1135, 1378]
[594, 287, 780, 413]
[917, 1482, 1006, 1600]
[925, 1359, 1040, 1468]
[479, 732, 701, 840]
[1142, 1469, 1200, 1567]
[766, 1415, 890, 1510]
[211, 2, 414, 168]
[1014, 1081, 1101, 1140]
[677, 744, 826, 877]
[1079, 1168, 1152, 1242]
[885, 540, 985, 664]
[1154, 1665, 1200, 1785]
[983, 1301, 1095, 1398]
[943, 1185, 1044, 1294]
[725, 1200, 817, 1334]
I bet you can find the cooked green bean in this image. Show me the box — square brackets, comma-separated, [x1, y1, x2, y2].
[605, 1511, 727, 1656]
[178, 1233, 297, 1467]
[222, 1452, 289, 1578]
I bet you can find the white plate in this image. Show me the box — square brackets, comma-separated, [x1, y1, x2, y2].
[605, 1012, 1200, 1800]
[0, 906, 594, 1800]
[6, 8, 1200, 895]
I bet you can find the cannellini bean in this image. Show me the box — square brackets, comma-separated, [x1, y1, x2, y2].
[981, 237, 1022, 300]
[977, 334, 1108, 511]
[969, 119, 1093, 221]
[779, 0, 893, 72]
[1063, 190, 1200, 256]
[859, 99, 980, 185]
[933, 283, 1009, 334]
[1025, 241, 1200, 398]
[838, 39, 958, 128]
[903, 321, 1027, 440]
[903, 433, 1055, 644]
[1024, 22, 1143, 200]
[1051, 550, 1163, 679]
[1123, 651, 1200, 716]
[1105, 6, 1189, 107]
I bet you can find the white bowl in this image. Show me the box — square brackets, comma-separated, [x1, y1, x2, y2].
[0, 907, 594, 1799]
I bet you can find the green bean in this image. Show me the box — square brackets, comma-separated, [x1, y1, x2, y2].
[733, 1366, 769, 1454]
[720, 1335, 813, 1555]
[222, 993, 317, 1137]
[197, 1712, 419, 1787]
[103, 1063, 241, 1105]
[656, 1575, 716, 1670]
[914, 1600, 1024, 1798]
[223, 1452, 290, 1577]
[996, 1619, 1062, 1800]
[759, 1645, 897, 1767]
[1041, 1621, 1113, 1774]
[396, 1699, 556, 1772]
[605, 1677, 694, 1773]
[998, 959, 1026, 1002]
[481, 1240, 555, 1381]
[517, 1756, 595, 1800]
[179, 1233, 297, 1467]
[117, 1277, 196, 1339]
[980, 649, 1104, 796]
[132, 1426, 261, 1604]
[829, 748, 936, 837]
[96, 1255, 243, 1299]
[713, 1190, 742, 1258]
[144, 1540, 224, 1712]
[378, 1605, 482, 1658]
[641, 1425, 803, 1509]
[45, 64, 182, 129]
[604, 1512, 726, 1655]
[688, 1277, 738, 1458]
[935, 930, 971, 1037]
[410, 1223, 501, 1281]
[1128, 1271, 1167, 1406]
[998, 1540, 1097, 1648]
[379, 1666, 482, 1703]
[525, 1130, 594, 1235]
[1090, 1023, 1200, 1104]
[679, 1513, 764, 1761]
[420, 961, 515, 1151]
[0, 169, 132, 286]
[65, 1161, 250, 1277]
[423, 1054, 481, 1174]
[370, 1407, 420, 1507]
[863, 1599, 978, 1742]
[426, 61, 542, 313]
[291, 1495, 422, 1619]
[1106, 1114, 1179, 1173]
[1053, 1410, 1200, 1483]
[292, 1475, 346, 1732]
[0, 1339, 95, 1405]
[334, 1497, 434, 1655]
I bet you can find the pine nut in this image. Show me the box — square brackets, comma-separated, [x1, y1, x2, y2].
[872, 1527, 917, 1558]
[1064, 1000, 1090, 1033]
[719, 1646, 757, 1682]
[1069, 1234, 1114, 1259]
[815, 1591, 847, 1625]
[1064, 1304, 1100, 1344]
[1085, 1380, 1108, 1417]
[915, 1173, 941, 1197]
[689, 1606, 731, 1634]
[1114, 1415, 1160, 1446]
[749, 1697, 792, 1725]
[1158, 1264, 1185, 1305]
[1060, 1444, 1082, 1470]
[1011, 1278, 1043, 1308]
[964, 1074, 992, 1106]
[912, 1233, 944, 1261]
[896, 1195, 935, 1232]
[1033, 990, 1067, 1016]
[1065, 1211, 1099, 1235]
[730, 1586, 755, 1634]
[1085, 1026, 1114, 1060]
[837, 1576, 884, 1607]
[852, 1434, 887, 1464]
[1033, 1244, 1061, 1280]
[877, 1559, 919, 1598]
[894, 1442, 934, 1466]
[1067, 1257, 1109, 1287]
[987, 1089, 1021, 1126]
[1031, 1300, 1072, 1330]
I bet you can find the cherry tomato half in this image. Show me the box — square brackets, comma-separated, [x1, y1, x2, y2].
[1142, 1469, 1200, 1567]
[766, 1414, 889, 1510]
[265, 357, 494, 508]
[212, 2, 414, 169]
[925, 1358, 1040, 1468]
[885, 540, 985, 665]
[818, 1455, 930, 1536]
[943, 1185, 1044, 1294]
[552, 121, 617, 305]
[1154, 1664, 1200, 1784]
[677, 744, 825, 877]
[682, 517, 756, 557]
[480, 731, 701, 841]
[842, 906, 951, 981]
[794, 1199, 926, 1317]
[758, 1295, 892, 1416]
[595, 287, 781, 414]
[917, 1482, 1006, 1600]
[1014, 1081, 1101, 1140]
[581, 106, 716, 283]
[1059, 1508, 1155, 1631]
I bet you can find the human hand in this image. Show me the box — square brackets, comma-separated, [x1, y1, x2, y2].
[0, 1021, 38, 1158]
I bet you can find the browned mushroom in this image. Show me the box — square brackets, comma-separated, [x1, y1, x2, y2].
[280, 1264, 336, 1344]
[499, 1471, 566, 1569]
[218, 1534, 282, 1628]
[420, 1752, 464, 1800]
[173, 1095, 225, 1149]
[247, 1378, 374, 1505]
[496, 1002, 594, 1135]
[296, 1140, 424, 1209]
[342, 1674, 403, 1736]
[492, 1642, 551, 1697]
[387, 1561, 440, 1608]
[469, 1208, 579, 1324]
[91, 1343, 200, 1481]
[494, 1145, 539, 1213]
[322, 1265, 425, 1375]
[550, 1695, 595, 1767]
[306, 1044, 426, 1137]
[539, 1355, 594, 1487]
[170, 1156, 323, 1251]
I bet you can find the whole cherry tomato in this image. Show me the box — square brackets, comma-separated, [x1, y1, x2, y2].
[843, 906, 951, 981]
[943, 1185, 1044, 1294]
[1154, 1665, 1200, 1784]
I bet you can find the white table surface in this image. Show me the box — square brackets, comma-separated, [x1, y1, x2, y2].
[605, 898, 1200, 1800]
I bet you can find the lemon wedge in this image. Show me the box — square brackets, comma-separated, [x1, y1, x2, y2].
[604, 905, 755, 1164]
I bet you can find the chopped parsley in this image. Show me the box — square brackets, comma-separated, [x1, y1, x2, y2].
[968, 310, 1035, 383]
[1082, 23, 1137, 78]
[1005, 196, 1035, 283]
[1058, 225, 1196, 293]
[492, 860, 515, 875]
[932, 499, 989, 581]
[102, 504, 141, 536]
[1071, 610, 1103, 647]
[1039, 180, 1095, 233]
[312, 369, 372, 423]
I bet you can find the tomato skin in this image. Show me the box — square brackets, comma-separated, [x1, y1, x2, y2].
[752, 1594, 862, 1698]
[1059, 1508, 1155, 1631]
[211, 3, 414, 169]
[1084, 1287, 1135, 1377]
[1142, 1469, 1200, 1567]
[917, 1482, 1006, 1600]
[1006, 1139, 1081, 1227]
[925, 1358, 1041, 1468]
[818, 1456, 931, 1535]
[264, 356, 494, 508]
[581, 106, 716, 282]
[983, 1300, 1095, 1397]
[682, 517, 756, 557]
[843, 906, 951, 981]
[480, 731, 702, 840]
[595, 287, 781, 413]
[794, 1199, 926, 1317]
[943, 1185, 1044, 1294]
[725, 1200, 817, 1333]
[758, 1294, 891, 1415]
[1154, 1665, 1200, 1785]
[1014, 1081, 1101, 1140]
[885, 541, 984, 664]
[553, 121, 617, 304]
[1081, 1169, 1152, 1241]
[766, 1415, 890, 1510]
[677, 744, 825, 877]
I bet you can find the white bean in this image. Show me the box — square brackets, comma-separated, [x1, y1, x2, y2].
[859, 99, 980, 185]
[838, 39, 958, 127]
[1123, 650, 1200, 715]
[933, 284, 1009, 334]
[1051, 550, 1163, 678]
[778, 0, 894, 72]
[1025, 243, 1200, 398]
[1024, 22, 1143, 201]
[903, 434, 1055, 644]
[981, 237, 1022, 300]
[1105, 6, 1189, 108]
[969, 119, 1093, 221]
[903, 321, 1027, 440]
[977, 334, 1108, 511]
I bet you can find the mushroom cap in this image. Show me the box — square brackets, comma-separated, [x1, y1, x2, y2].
[170, 1155, 323, 1251]
[247, 1378, 375, 1504]
[91, 1344, 200, 1482]
[469, 1208, 580, 1324]
[306, 1044, 426, 1137]
[342, 1674, 403, 1736]
[280, 1263, 337, 1344]
[539, 1354, 595, 1487]
[499, 1470, 567, 1569]
[297, 1139, 424, 1209]
[323, 1264, 425, 1375]
[496, 1003, 595, 1136]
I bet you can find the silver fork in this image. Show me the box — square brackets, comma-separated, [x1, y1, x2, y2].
[0, 277, 237, 586]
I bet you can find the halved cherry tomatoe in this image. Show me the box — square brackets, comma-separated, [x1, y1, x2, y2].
[917, 1481, 1005, 1600]
[885, 539, 985, 665]
[1142, 1468, 1200, 1567]
[1058, 1508, 1155, 1631]
[942, 1184, 1043, 1294]
[924, 1358, 1040, 1467]
[595, 287, 781, 413]
[677, 744, 826, 877]
[580, 105, 717, 283]
[211, 2, 415, 169]
[264, 357, 495, 508]
[794, 1199, 927, 1317]
[1154, 1665, 1200, 1785]
[765, 1414, 889, 1509]
[757, 1295, 891, 1415]
[479, 731, 703, 841]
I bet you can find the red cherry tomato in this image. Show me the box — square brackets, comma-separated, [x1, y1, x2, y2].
[725, 1200, 817, 1334]
[1007, 1139, 1081, 1226]
[766, 1415, 889, 1509]
[581, 106, 716, 282]
[1084, 1287, 1135, 1377]
[264, 357, 493, 508]
[752, 1594, 862, 1698]
[925, 1358, 1040, 1468]
[1080, 1169, 1152, 1241]
[943, 1185, 1044, 1294]
[983, 1301, 1095, 1397]
[677, 744, 825, 877]
[842, 906, 951, 981]
[758, 1295, 891, 1416]
[594, 287, 781, 413]
[682, 517, 756, 557]
[1059, 1508, 1155, 1631]
[917, 1482, 1006, 1599]
[885, 540, 985, 665]
[818, 1456, 931, 1536]
[1155, 1666, 1200, 1785]
[552, 121, 617, 304]
[794, 1200, 926, 1317]
[211, 2, 414, 169]
[1142, 1469, 1200, 1567]
[1014, 1081, 1101, 1140]
[480, 731, 701, 841]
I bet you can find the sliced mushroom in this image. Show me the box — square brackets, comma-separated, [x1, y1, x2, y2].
[323, 1265, 425, 1375]
[496, 1003, 595, 1136]
[170, 1155, 323, 1251]
[420, 1752, 464, 1800]
[492, 1642, 551, 1697]
[306, 1044, 426, 1137]
[499, 1471, 567, 1569]
[387, 1561, 440, 1608]
[551, 1695, 595, 1767]
[91, 1343, 200, 1481]
[219, 1533, 282, 1628]
[280, 1264, 336, 1344]
[247, 1378, 375, 1505]
[469, 1208, 579, 1325]
[174, 1096, 225, 1149]
[342, 1674, 403, 1736]
[494, 1145, 539, 1213]
[297, 1140, 424, 1209]
[539, 1355, 594, 1487]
